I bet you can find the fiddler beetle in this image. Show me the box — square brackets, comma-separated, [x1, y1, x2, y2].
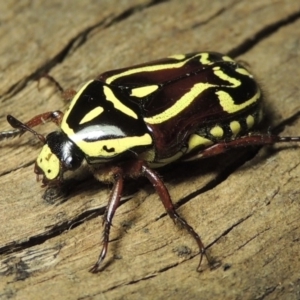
[1, 52, 300, 273]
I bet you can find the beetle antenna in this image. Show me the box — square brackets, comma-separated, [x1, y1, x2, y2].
[7, 115, 46, 144]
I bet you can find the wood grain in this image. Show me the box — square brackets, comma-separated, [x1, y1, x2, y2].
[1, 0, 300, 299]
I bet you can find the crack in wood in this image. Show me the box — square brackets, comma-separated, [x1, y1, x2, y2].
[0, 205, 106, 256]
[0, 0, 171, 103]
[228, 9, 300, 58]
[211, 214, 253, 247]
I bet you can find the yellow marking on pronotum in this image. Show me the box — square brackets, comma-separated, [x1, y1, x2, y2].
[216, 89, 261, 114]
[210, 126, 224, 138]
[61, 80, 93, 135]
[36, 145, 60, 180]
[130, 85, 159, 98]
[246, 115, 255, 129]
[187, 134, 213, 152]
[105, 53, 203, 84]
[230, 121, 241, 136]
[144, 82, 214, 124]
[76, 133, 152, 158]
[103, 86, 138, 119]
[79, 107, 104, 124]
[168, 54, 186, 60]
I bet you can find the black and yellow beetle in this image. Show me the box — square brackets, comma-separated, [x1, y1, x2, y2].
[1, 52, 300, 273]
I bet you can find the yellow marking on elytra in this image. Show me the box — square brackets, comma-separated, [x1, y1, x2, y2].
[144, 82, 214, 124]
[222, 55, 235, 62]
[168, 54, 186, 60]
[103, 86, 138, 119]
[36, 145, 60, 180]
[105, 53, 203, 84]
[230, 121, 241, 136]
[79, 107, 104, 124]
[130, 85, 159, 98]
[144, 63, 260, 125]
[246, 115, 255, 129]
[213, 66, 241, 87]
[199, 53, 212, 65]
[216, 89, 261, 114]
[235, 67, 252, 77]
[148, 151, 185, 168]
[61, 80, 93, 135]
[76, 133, 152, 158]
[210, 126, 224, 138]
[187, 134, 213, 152]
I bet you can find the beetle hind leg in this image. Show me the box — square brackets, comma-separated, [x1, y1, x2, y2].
[129, 160, 214, 270]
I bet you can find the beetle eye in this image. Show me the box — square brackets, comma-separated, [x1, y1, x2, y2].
[64, 156, 73, 168]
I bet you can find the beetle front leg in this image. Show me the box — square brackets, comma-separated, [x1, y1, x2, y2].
[22, 110, 64, 128]
[90, 167, 124, 273]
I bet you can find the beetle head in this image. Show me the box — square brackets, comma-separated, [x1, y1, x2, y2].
[7, 115, 83, 186]
[34, 131, 84, 185]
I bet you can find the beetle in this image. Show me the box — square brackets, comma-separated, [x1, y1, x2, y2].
[1, 52, 300, 273]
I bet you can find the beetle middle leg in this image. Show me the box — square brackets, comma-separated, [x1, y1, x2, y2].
[185, 133, 300, 160]
[90, 167, 124, 273]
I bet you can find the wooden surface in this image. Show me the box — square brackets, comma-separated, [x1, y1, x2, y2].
[1, 1, 300, 299]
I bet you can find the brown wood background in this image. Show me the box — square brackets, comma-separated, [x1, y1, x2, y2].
[1, 1, 300, 299]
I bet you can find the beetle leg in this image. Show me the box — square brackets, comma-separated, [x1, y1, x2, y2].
[0, 127, 24, 140]
[185, 134, 300, 160]
[38, 74, 64, 93]
[2, 74, 76, 141]
[90, 167, 124, 273]
[23, 110, 64, 128]
[124, 160, 214, 270]
[38, 74, 77, 102]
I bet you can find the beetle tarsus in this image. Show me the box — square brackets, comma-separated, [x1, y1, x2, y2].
[89, 244, 108, 273]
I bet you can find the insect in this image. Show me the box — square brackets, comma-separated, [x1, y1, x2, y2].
[1, 52, 299, 273]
